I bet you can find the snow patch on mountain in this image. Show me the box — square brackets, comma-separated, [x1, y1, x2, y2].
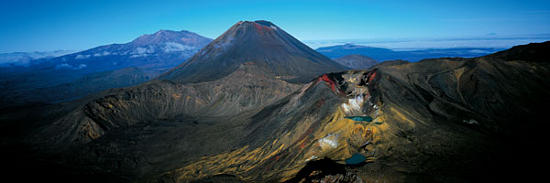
[75, 54, 91, 59]
[55, 63, 87, 70]
[93, 51, 111, 57]
[163, 42, 194, 52]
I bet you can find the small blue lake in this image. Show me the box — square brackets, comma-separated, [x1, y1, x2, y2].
[344, 116, 373, 122]
[345, 153, 366, 165]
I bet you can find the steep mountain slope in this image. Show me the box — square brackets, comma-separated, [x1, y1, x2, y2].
[334, 54, 378, 69]
[159, 20, 347, 83]
[0, 30, 211, 108]
[15, 20, 345, 182]
[317, 43, 503, 61]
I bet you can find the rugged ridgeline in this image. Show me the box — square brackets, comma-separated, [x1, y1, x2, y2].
[0, 30, 211, 108]
[158, 42, 550, 182]
[19, 20, 347, 182]
[21, 31, 549, 182]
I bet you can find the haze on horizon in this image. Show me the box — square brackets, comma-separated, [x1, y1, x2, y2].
[1, 0, 550, 52]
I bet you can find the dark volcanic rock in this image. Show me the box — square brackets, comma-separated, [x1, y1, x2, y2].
[487, 41, 550, 62]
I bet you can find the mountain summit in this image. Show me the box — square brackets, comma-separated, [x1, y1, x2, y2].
[131, 29, 210, 46]
[160, 20, 347, 83]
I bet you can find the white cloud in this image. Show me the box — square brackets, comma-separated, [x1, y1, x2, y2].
[55, 63, 71, 69]
[93, 51, 111, 57]
[130, 54, 147, 58]
[75, 54, 90, 59]
[76, 64, 87, 69]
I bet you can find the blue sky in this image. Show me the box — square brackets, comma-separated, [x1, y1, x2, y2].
[1, 0, 549, 52]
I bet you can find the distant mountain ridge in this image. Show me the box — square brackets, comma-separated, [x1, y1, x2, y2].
[50, 29, 211, 74]
[0, 29, 212, 108]
[333, 54, 378, 70]
[317, 43, 504, 61]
